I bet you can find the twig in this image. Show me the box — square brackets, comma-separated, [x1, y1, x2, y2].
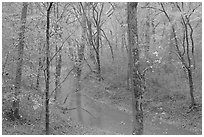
[188, 3, 201, 18]
[83, 57, 94, 72]
[57, 105, 97, 119]
[63, 92, 71, 104]
[49, 35, 71, 64]
[100, 28, 114, 61]
[80, 106, 97, 119]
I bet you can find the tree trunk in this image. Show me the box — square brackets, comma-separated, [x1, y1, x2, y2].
[127, 2, 143, 135]
[13, 2, 28, 120]
[87, 15, 97, 71]
[45, 2, 53, 135]
[121, 33, 126, 52]
[144, 3, 150, 61]
[132, 49, 143, 134]
[76, 66, 83, 123]
[36, 40, 43, 91]
[36, 56, 41, 90]
[55, 52, 62, 101]
[74, 2, 87, 123]
[54, 3, 62, 102]
[187, 68, 195, 107]
[96, 25, 101, 80]
[127, 61, 130, 90]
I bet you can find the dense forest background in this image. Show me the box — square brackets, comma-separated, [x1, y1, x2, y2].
[2, 2, 202, 135]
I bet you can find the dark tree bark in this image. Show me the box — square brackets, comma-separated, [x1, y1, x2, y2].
[54, 3, 62, 102]
[13, 2, 28, 120]
[87, 19, 97, 68]
[86, 3, 97, 71]
[95, 25, 101, 78]
[36, 44, 42, 91]
[36, 57, 41, 90]
[55, 49, 62, 101]
[45, 2, 53, 135]
[187, 68, 195, 106]
[127, 2, 143, 135]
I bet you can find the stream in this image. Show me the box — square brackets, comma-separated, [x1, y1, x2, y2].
[57, 71, 195, 135]
[67, 93, 195, 135]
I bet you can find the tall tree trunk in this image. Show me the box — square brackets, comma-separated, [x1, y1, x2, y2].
[45, 2, 53, 135]
[96, 25, 101, 79]
[55, 50, 62, 102]
[75, 59, 83, 123]
[121, 33, 126, 52]
[127, 2, 143, 135]
[144, 2, 150, 61]
[54, 3, 62, 102]
[13, 2, 28, 120]
[184, 16, 196, 107]
[151, 19, 156, 43]
[75, 66, 83, 123]
[75, 2, 87, 123]
[36, 56, 41, 90]
[86, 3, 97, 71]
[87, 19, 97, 70]
[36, 41, 43, 91]
[187, 66, 195, 107]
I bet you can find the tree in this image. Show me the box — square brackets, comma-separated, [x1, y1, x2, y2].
[54, 3, 62, 102]
[141, 2, 201, 109]
[127, 2, 143, 135]
[72, 2, 88, 123]
[45, 2, 53, 135]
[91, 3, 104, 79]
[160, 2, 201, 108]
[86, 2, 114, 81]
[86, 3, 98, 72]
[36, 31, 45, 91]
[12, 2, 28, 120]
[144, 2, 151, 61]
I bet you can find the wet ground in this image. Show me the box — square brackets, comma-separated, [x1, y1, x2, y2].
[55, 69, 198, 135]
[67, 93, 195, 135]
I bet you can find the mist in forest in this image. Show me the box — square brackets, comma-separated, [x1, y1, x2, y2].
[2, 2, 202, 135]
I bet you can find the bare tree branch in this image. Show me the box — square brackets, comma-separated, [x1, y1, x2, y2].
[49, 35, 71, 63]
[98, 3, 104, 23]
[100, 28, 114, 61]
[160, 2, 189, 69]
[83, 57, 94, 72]
[186, 16, 195, 69]
[188, 3, 201, 18]
[57, 105, 97, 119]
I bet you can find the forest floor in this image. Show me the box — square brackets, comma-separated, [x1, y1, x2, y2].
[2, 100, 114, 135]
[2, 72, 202, 135]
[78, 73, 202, 134]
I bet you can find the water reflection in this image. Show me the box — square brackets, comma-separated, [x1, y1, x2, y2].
[69, 94, 132, 134]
